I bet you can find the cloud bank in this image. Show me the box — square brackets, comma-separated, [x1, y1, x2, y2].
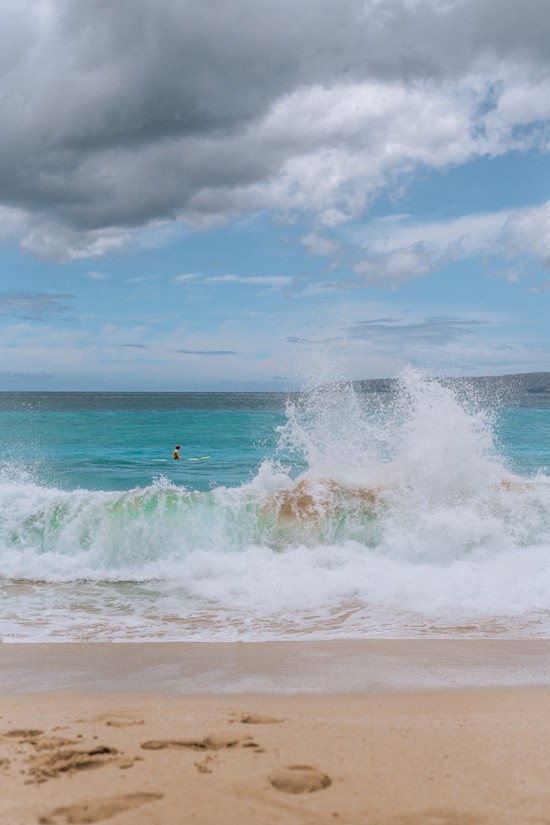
[1, 0, 550, 263]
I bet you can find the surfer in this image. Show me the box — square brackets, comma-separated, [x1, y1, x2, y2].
[173, 444, 181, 460]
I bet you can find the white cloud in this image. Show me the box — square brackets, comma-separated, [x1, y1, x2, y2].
[301, 231, 340, 258]
[173, 273, 203, 283]
[353, 243, 435, 288]
[203, 274, 292, 287]
[344, 200, 550, 287]
[505, 201, 550, 263]
[359, 211, 511, 256]
[0, 206, 26, 241]
[174, 273, 292, 287]
[173, 65, 550, 248]
[527, 280, 550, 295]
[85, 270, 109, 280]
[125, 275, 158, 284]
[20, 223, 133, 262]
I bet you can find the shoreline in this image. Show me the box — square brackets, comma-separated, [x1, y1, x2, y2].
[2, 638, 550, 695]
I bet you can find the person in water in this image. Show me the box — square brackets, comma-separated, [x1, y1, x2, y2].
[173, 444, 181, 460]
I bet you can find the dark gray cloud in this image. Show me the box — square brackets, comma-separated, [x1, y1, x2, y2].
[287, 316, 488, 348]
[0, 291, 75, 319]
[0, 1, 363, 227]
[120, 343, 148, 349]
[347, 316, 487, 346]
[1, 0, 550, 259]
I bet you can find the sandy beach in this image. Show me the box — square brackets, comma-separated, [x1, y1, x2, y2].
[2, 642, 550, 824]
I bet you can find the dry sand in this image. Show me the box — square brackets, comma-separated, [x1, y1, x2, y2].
[2, 642, 550, 825]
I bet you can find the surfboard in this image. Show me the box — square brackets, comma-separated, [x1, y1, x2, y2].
[157, 456, 210, 462]
[157, 457, 210, 462]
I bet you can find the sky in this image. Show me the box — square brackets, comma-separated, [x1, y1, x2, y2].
[1, 0, 550, 391]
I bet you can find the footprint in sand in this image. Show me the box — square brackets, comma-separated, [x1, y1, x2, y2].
[3, 729, 76, 751]
[236, 713, 284, 725]
[2, 726, 139, 783]
[268, 764, 332, 794]
[141, 733, 259, 751]
[3, 728, 44, 739]
[35, 736, 78, 752]
[39, 792, 163, 824]
[104, 718, 144, 728]
[84, 712, 145, 728]
[27, 745, 119, 783]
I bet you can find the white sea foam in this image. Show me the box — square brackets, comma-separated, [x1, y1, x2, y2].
[2, 370, 550, 641]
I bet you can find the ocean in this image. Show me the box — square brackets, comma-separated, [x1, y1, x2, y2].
[1, 368, 550, 642]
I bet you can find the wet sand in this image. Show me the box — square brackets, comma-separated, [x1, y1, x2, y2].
[1, 641, 550, 824]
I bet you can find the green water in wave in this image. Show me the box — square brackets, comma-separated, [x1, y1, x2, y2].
[7, 484, 380, 562]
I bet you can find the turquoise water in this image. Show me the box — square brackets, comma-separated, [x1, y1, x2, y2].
[0, 392, 289, 492]
[2, 388, 549, 491]
[495, 401, 550, 476]
[1, 372, 550, 642]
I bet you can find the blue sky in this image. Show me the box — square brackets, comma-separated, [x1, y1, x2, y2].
[1, 0, 549, 390]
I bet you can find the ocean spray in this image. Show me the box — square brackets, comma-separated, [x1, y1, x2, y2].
[1, 371, 550, 641]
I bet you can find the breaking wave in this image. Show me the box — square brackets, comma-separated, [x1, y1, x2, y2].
[2, 369, 550, 640]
